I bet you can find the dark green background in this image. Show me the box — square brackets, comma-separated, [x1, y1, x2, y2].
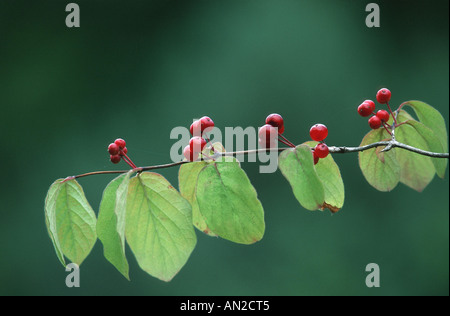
[0, 0, 448, 296]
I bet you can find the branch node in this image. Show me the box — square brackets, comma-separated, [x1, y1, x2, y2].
[381, 142, 394, 153]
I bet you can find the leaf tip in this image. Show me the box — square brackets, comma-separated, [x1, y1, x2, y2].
[321, 202, 341, 214]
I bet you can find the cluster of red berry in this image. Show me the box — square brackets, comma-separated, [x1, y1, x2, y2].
[107, 138, 137, 168]
[259, 114, 295, 148]
[183, 116, 215, 161]
[309, 124, 329, 164]
[358, 88, 392, 130]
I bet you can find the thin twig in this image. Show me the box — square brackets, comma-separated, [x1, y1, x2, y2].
[327, 141, 391, 154]
[69, 142, 448, 180]
[329, 141, 449, 158]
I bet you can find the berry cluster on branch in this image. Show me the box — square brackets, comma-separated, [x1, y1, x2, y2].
[47, 86, 449, 283]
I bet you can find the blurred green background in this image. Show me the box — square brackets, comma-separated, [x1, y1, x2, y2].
[0, 0, 448, 296]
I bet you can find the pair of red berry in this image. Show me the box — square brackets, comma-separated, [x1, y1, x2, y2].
[259, 114, 296, 148]
[183, 116, 215, 161]
[358, 88, 392, 129]
[309, 124, 329, 164]
[107, 138, 137, 168]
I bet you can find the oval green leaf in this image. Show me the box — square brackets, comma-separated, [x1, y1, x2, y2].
[278, 145, 325, 211]
[406, 120, 447, 178]
[45, 180, 66, 266]
[394, 122, 436, 192]
[397, 109, 447, 179]
[402, 100, 448, 157]
[179, 161, 217, 236]
[97, 172, 133, 280]
[358, 129, 400, 192]
[125, 172, 197, 282]
[44, 178, 97, 266]
[195, 158, 265, 244]
[303, 141, 345, 213]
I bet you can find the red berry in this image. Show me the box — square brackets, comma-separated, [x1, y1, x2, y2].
[265, 113, 285, 134]
[108, 143, 120, 155]
[199, 116, 214, 133]
[312, 150, 320, 165]
[314, 143, 329, 159]
[189, 136, 207, 153]
[259, 124, 278, 142]
[114, 138, 126, 149]
[358, 100, 376, 117]
[110, 154, 121, 164]
[190, 120, 202, 137]
[376, 110, 390, 122]
[183, 145, 198, 161]
[376, 88, 391, 104]
[121, 147, 128, 155]
[357, 103, 372, 117]
[364, 100, 376, 112]
[368, 116, 382, 129]
[309, 124, 328, 142]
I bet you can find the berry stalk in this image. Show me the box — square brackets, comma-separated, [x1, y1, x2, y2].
[278, 134, 296, 147]
[277, 137, 295, 148]
[381, 122, 392, 136]
[121, 154, 137, 169]
[386, 101, 398, 126]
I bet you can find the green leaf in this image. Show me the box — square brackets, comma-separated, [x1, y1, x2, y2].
[195, 158, 265, 244]
[44, 179, 97, 266]
[125, 172, 197, 282]
[97, 172, 133, 280]
[402, 100, 448, 157]
[45, 180, 66, 266]
[179, 161, 217, 236]
[406, 120, 448, 178]
[397, 109, 448, 178]
[178, 141, 233, 236]
[394, 122, 436, 192]
[358, 129, 401, 192]
[278, 145, 325, 211]
[304, 141, 345, 213]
